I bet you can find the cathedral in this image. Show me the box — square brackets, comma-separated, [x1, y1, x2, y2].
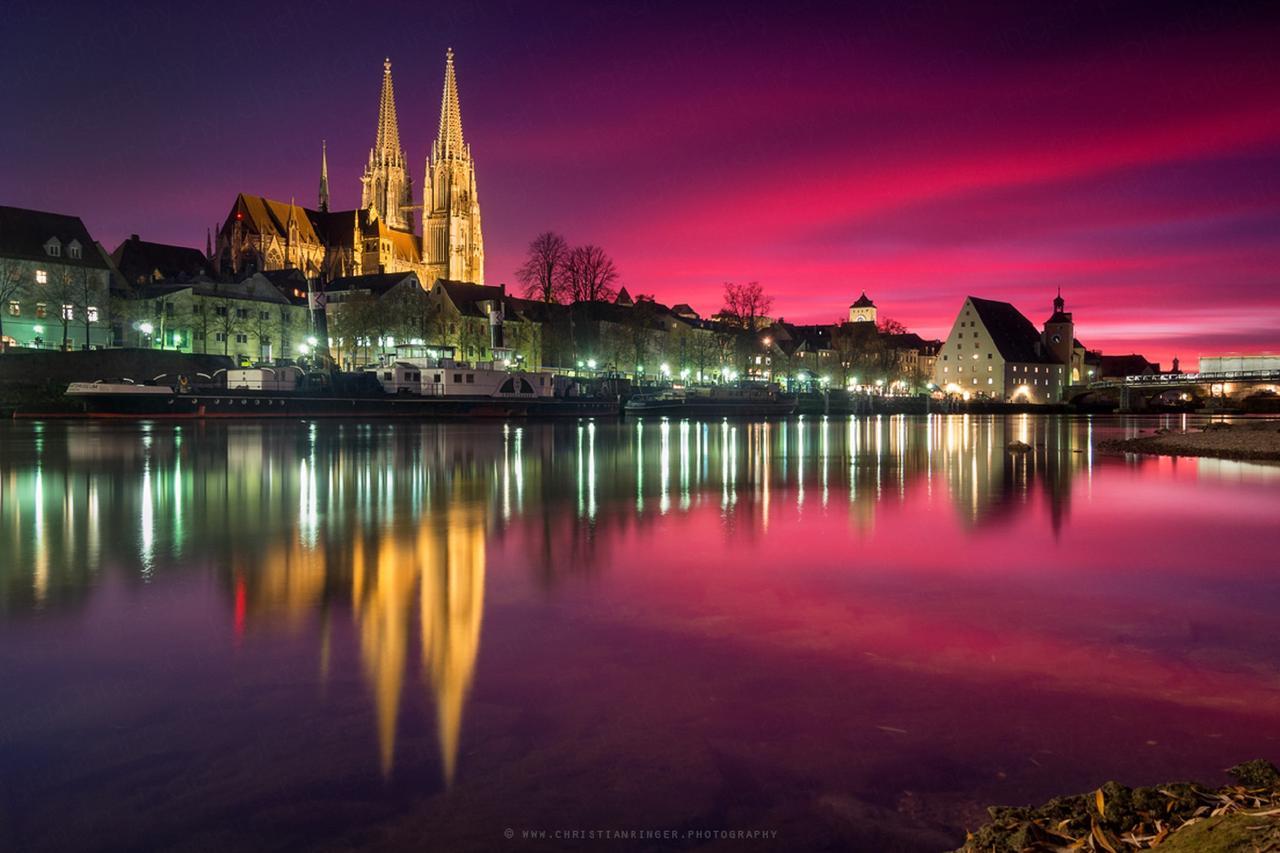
[214, 50, 484, 285]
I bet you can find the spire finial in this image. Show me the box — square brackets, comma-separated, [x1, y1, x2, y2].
[384, 57, 391, 74]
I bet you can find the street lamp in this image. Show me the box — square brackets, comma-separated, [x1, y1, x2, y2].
[586, 358, 597, 370]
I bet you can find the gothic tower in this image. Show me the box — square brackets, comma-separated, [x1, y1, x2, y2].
[424, 48, 484, 283]
[360, 59, 413, 232]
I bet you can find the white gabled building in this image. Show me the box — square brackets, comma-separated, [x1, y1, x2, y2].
[933, 295, 1079, 403]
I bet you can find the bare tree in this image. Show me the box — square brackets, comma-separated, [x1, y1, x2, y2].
[877, 316, 908, 335]
[209, 293, 248, 356]
[558, 244, 619, 303]
[0, 260, 25, 345]
[517, 232, 569, 303]
[719, 281, 773, 331]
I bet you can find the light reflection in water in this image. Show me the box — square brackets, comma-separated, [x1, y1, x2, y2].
[2, 413, 1278, 790]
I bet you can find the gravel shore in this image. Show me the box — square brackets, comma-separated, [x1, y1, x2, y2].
[1099, 420, 1280, 462]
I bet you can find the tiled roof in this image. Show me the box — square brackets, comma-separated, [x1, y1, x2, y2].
[0, 205, 108, 269]
[850, 291, 875, 308]
[328, 272, 420, 297]
[110, 235, 213, 285]
[968, 297, 1053, 363]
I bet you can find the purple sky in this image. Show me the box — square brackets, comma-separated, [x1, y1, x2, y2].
[2, 1, 1278, 366]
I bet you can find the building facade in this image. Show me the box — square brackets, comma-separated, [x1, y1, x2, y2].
[933, 295, 1079, 403]
[0, 206, 112, 350]
[213, 51, 484, 286]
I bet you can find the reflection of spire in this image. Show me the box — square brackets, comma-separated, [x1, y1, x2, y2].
[421, 505, 486, 786]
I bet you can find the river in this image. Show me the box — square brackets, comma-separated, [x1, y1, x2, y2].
[1, 415, 1278, 851]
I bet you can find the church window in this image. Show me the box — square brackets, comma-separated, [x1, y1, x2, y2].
[36, 270, 48, 284]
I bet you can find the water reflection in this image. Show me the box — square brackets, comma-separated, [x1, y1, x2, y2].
[0, 414, 1273, 785]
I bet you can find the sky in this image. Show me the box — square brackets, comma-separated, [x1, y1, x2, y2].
[2, 0, 1278, 366]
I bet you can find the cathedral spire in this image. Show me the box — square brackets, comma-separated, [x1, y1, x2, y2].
[437, 48, 465, 158]
[375, 58, 403, 163]
[361, 58, 412, 231]
[318, 140, 330, 212]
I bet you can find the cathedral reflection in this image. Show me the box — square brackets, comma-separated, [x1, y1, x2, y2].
[0, 415, 1109, 774]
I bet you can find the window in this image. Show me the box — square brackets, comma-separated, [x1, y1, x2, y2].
[943, 366, 949, 373]
[235, 308, 248, 319]
[165, 302, 175, 316]
[215, 332, 227, 342]
[61, 304, 74, 320]
[958, 366, 964, 373]
[453, 373, 461, 383]
[382, 371, 392, 381]
[45, 241, 61, 258]
[466, 374, 475, 383]
[87, 306, 99, 323]
[194, 331, 205, 341]
[193, 303, 203, 314]
[260, 311, 270, 320]
[35, 270, 48, 285]
[6, 301, 18, 317]
[958, 332, 964, 338]
[68, 241, 82, 259]
[987, 378, 993, 385]
[987, 352, 992, 359]
[35, 303, 47, 318]
[433, 374, 441, 383]
[987, 365, 992, 372]
[215, 306, 227, 317]
[235, 333, 248, 344]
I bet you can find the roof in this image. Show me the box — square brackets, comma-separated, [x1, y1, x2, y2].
[328, 271, 421, 298]
[1095, 354, 1159, 377]
[110, 235, 214, 285]
[0, 205, 108, 269]
[884, 332, 942, 354]
[967, 296, 1053, 363]
[850, 291, 875, 308]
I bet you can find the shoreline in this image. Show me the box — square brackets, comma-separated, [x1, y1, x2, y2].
[956, 760, 1280, 852]
[1099, 420, 1280, 463]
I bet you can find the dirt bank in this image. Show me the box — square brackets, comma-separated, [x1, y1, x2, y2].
[955, 760, 1280, 852]
[1099, 420, 1280, 462]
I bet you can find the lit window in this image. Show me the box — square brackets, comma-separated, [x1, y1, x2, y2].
[61, 304, 74, 320]
[87, 306, 99, 322]
[6, 301, 17, 316]
[987, 365, 992, 372]
[36, 270, 48, 284]
[987, 378, 993, 384]
[943, 366, 949, 373]
[36, 303, 47, 318]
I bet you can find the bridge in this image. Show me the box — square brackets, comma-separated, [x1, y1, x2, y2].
[1085, 368, 1280, 411]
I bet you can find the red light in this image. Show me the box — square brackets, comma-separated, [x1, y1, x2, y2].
[235, 211, 243, 221]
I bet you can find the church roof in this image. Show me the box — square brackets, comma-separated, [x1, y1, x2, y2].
[967, 296, 1053, 363]
[110, 234, 213, 285]
[850, 291, 875, 308]
[614, 287, 634, 306]
[0, 205, 108, 269]
[230, 194, 324, 246]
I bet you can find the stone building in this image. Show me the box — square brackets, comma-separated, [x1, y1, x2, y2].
[933, 294, 1086, 403]
[213, 51, 484, 286]
[122, 275, 311, 364]
[0, 205, 112, 350]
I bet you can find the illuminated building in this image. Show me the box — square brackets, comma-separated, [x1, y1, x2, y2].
[212, 51, 484, 286]
[0, 205, 113, 350]
[933, 294, 1083, 403]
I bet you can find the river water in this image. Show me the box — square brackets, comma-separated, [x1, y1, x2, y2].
[1, 415, 1278, 852]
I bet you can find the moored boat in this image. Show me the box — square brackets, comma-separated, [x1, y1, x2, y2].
[625, 383, 796, 417]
